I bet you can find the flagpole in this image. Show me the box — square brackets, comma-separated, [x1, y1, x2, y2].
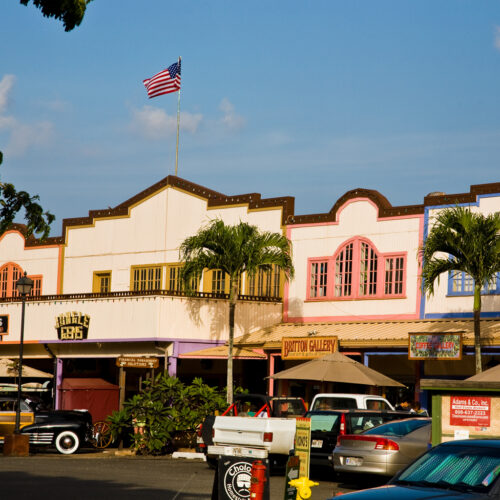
[175, 56, 181, 176]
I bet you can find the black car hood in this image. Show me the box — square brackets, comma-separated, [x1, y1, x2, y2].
[35, 409, 91, 423]
[335, 484, 482, 500]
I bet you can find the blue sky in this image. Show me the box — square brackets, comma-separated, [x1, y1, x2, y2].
[1, 1, 500, 232]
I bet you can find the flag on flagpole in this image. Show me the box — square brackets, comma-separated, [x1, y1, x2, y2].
[143, 60, 181, 98]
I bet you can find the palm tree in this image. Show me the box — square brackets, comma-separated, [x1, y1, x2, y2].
[421, 206, 500, 373]
[179, 220, 294, 403]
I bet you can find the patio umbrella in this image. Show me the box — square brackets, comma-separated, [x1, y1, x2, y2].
[0, 358, 53, 378]
[269, 351, 404, 387]
[466, 364, 500, 382]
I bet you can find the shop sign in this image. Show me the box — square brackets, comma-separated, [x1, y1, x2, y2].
[450, 395, 490, 427]
[294, 417, 311, 479]
[408, 333, 462, 360]
[0, 315, 8, 334]
[212, 456, 270, 500]
[55, 312, 90, 341]
[281, 336, 338, 360]
[116, 356, 159, 369]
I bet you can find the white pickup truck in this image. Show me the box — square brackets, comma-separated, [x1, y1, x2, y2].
[207, 415, 297, 462]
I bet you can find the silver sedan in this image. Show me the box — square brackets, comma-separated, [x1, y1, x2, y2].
[333, 417, 431, 477]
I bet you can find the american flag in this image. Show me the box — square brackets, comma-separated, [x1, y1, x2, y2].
[143, 60, 181, 99]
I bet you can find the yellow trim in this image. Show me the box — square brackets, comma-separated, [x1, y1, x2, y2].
[130, 264, 164, 291]
[92, 270, 112, 293]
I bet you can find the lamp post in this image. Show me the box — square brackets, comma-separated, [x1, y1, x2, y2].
[14, 272, 33, 434]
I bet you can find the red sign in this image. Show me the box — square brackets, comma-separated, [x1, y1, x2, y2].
[450, 396, 491, 427]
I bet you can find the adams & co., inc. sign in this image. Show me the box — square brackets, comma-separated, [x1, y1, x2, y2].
[55, 312, 90, 340]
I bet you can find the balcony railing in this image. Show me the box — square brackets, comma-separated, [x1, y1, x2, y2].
[0, 289, 282, 304]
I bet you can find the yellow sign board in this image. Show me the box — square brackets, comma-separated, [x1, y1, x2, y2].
[282, 336, 338, 360]
[294, 417, 311, 478]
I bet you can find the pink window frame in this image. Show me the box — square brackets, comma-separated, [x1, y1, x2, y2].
[306, 237, 407, 301]
[383, 253, 407, 298]
[307, 259, 331, 300]
[0, 263, 43, 298]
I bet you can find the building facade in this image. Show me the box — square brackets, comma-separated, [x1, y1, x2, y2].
[0, 177, 499, 409]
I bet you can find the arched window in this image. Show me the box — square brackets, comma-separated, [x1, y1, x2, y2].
[307, 237, 406, 300]
[0, 263, 42, 298]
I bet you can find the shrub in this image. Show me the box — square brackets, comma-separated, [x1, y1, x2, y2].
[106, 375, 244, 454]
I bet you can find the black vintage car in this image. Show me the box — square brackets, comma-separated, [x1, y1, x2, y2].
[0, 395, 93, 454]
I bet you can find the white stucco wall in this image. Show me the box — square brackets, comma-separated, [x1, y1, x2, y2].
[424, 194, 500, 316]
[287, 199, 423, 320]
[0, 231, 60, 294]
[62, 186, 284, 294]
[0, 295, 282, 344]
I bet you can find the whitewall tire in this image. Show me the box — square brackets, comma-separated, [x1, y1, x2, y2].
[55, 431, 80, 455]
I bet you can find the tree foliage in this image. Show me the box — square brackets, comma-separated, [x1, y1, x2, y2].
[421, 206, 500, 373]
[179, 220, 295, 404]
[106, 375, 243, 455]
[19, 0, 92, 31]
[0, 182, 55, 239]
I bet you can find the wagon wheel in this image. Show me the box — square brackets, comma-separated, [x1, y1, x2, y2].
[91, 420, 113, 449]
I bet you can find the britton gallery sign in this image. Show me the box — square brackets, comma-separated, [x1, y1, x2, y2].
[55, 312, 90, 341]
[281, 336, 338, 360]
[408, 333, 462, 360]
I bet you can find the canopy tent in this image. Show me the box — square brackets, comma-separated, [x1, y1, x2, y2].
[0, 358, 53, 378]
[60, 378, 119, 423]
[466, 364, 500, 382]
[269, 351, 405, 387]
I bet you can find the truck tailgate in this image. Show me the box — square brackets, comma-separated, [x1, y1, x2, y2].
[212, 416, 296, 455]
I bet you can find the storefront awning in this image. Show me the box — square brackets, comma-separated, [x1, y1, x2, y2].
[231, 318, 500, 350]
[179, 345, 266, 359]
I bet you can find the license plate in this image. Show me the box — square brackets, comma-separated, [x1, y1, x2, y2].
[345, 457, 362, 466]
[312, 440, 323, 448]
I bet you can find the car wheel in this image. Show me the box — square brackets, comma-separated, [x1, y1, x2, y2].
[55, 431, 80, 455]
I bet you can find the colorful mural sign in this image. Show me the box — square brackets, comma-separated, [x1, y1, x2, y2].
[282, 336, 338, 360]
[408, 333, 462, 360]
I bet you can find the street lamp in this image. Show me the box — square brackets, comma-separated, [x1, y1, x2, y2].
[14, 271, 33, 434]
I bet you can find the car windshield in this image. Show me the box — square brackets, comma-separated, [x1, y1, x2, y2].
[395, 444, 500, 492]
[309, 413, 340, 432]
[312, 397, 357, 410]
[363, 419, 430, 436]
[272, 398, 304, 417]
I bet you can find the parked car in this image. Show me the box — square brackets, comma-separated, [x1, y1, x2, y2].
[310, 393, 394, 411]
[196, 393, 306, 454]
[327, 439, 500, 499]
[306, 409, 418, 469]
[0, 395, 93, 455]
[333, 417, 431, 477]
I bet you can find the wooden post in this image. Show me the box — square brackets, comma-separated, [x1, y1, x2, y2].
[118, 366, 126, 451]
[119, 366, 126, 410]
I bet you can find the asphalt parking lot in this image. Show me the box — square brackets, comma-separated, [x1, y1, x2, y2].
[0, 450, 387, 500]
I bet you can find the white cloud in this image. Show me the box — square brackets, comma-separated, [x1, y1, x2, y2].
[131, 105, 203, 140]
[7, 121, 54, 156]
[0, 74, 55, 156]
[0, 74, 15, 114]
[219, 98, 245, 130]
[495, 26, 500, 52]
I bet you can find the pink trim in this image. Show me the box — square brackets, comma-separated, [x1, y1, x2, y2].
[288, 198, 422, 231]
[268, 353, 279, 396]
[287, 312, 420, 322]
[283, 226, 293, 322]
[305, 237, 407, 301]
